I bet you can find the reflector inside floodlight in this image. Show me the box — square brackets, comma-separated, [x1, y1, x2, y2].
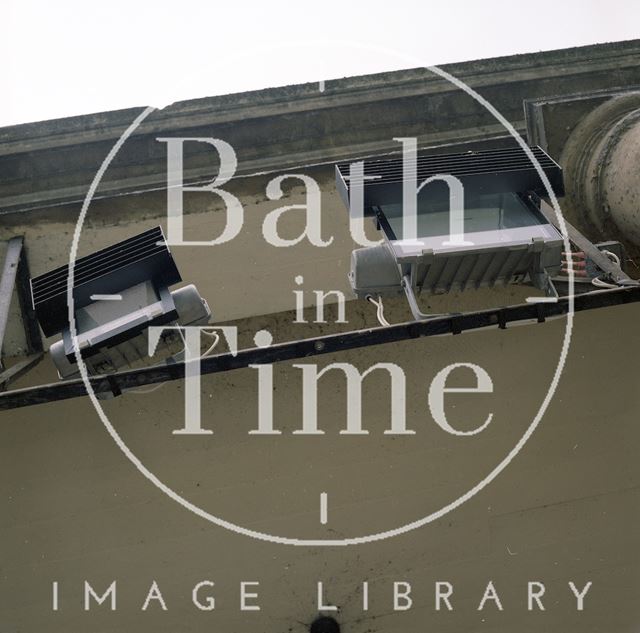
[381, 190, 548, 243]
[378, 189, 562, 263]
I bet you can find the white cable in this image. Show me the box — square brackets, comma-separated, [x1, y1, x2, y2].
[590, 250, 624, 289]
[128, 326, 220, 395]
[602, 249, 621, 266]
[366, 295, 391, 327]
[200, 329, 221, 358]
[591, 277, 618, 289]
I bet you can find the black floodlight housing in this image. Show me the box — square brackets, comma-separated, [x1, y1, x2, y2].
[31, 226, 181, 337]
[336, 145, 566, 319]
[336, 146, 565, 212]
[30, 226, 211, 379]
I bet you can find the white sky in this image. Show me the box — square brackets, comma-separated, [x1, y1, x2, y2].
[1, 0, 639, 127]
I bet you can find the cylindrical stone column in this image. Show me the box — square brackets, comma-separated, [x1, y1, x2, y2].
[562, 94, 640, 247]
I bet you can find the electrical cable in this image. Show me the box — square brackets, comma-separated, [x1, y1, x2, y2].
[366, 294, 391, 327]
[591, 249, 623, 289]
[601, 249, 621, 266]
[200, 328, 221, 358]
[591, 277, 619, 289]
[127, 326, 220, 394]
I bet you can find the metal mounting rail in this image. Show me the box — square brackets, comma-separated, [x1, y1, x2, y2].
[1, 285, 639, 412]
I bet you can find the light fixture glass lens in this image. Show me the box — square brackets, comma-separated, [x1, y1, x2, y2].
[381, 191, 543, 240]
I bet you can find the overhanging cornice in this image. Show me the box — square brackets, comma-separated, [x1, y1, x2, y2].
[1, 39, 639, 217]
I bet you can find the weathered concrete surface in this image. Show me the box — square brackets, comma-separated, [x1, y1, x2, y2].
[1, 40, 640, 216]
[604, 116, 640, 242]
[1, 301, 639, 632]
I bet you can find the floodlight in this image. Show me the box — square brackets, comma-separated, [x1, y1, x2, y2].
[336, 146, 566, 318]
[30, 226, 210, 379]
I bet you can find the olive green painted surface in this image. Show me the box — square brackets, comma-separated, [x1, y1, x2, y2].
[1, 297, 639, 632]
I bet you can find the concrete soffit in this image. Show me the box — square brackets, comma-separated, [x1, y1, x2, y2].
[0, 39, 639, 217]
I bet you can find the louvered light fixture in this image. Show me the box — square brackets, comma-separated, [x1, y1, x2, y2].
[31, 226, 210, 379]
[336, 145, 565, 319]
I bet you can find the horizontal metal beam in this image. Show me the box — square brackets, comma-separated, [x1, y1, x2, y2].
[1, 285, 639, 412]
